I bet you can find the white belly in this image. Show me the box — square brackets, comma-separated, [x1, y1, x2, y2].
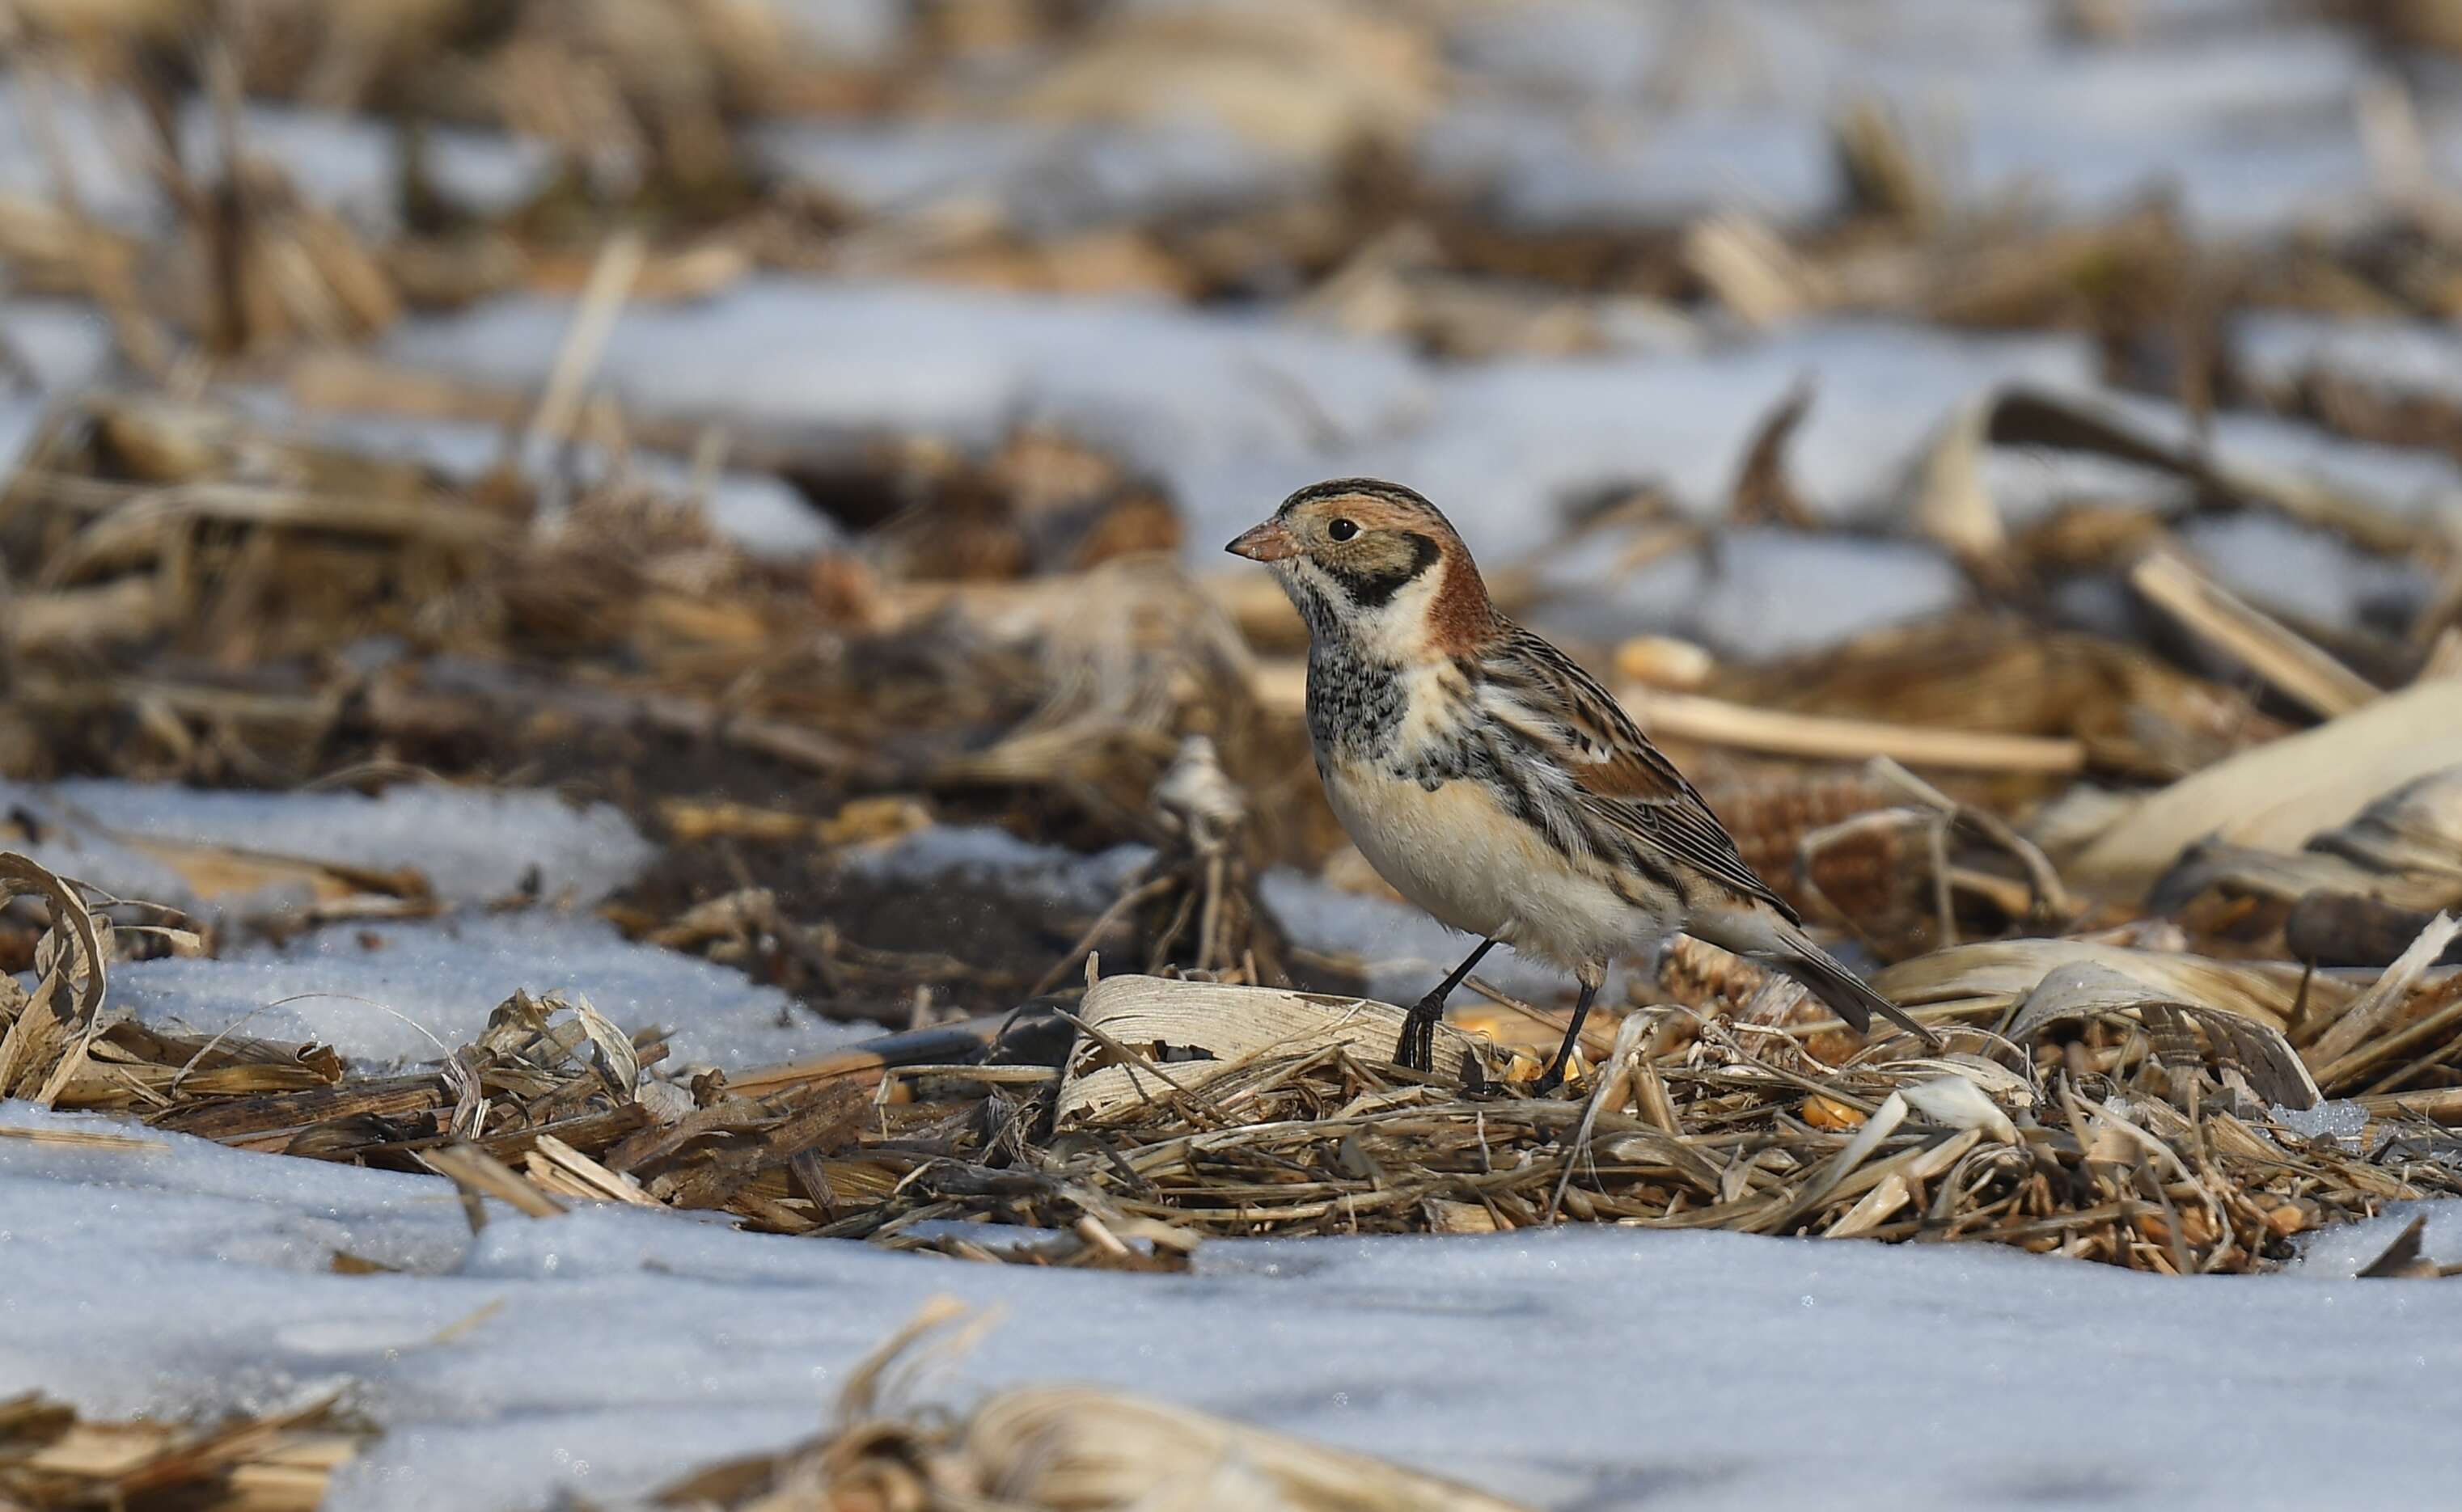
[1322, 761, 1659, 970]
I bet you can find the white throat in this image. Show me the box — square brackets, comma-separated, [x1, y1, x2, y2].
[1276, 556, 1446, 665]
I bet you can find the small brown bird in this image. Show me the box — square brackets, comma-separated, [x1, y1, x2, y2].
[1228, 478, 1937, 1090]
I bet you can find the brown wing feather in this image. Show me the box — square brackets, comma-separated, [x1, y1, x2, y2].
[1487, 625, 1800, 923]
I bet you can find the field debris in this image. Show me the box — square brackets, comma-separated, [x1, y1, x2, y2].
[0, 1392, 370, 1512]
[9, 810, 2460, 1276]
[653, 1299, 1534, 1512]
[5, 0, 2462, 1306]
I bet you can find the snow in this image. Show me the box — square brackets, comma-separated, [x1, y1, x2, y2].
[363, 239, 2460, 667]
[0, 398, 38, 486]
[108, 911, 858, 1071]
[0, 74, 547, 234]
[1969, 383, 2462, 552]
[0, 779, 656, 913]
[1927, 27, 2386, 233]
[192, 104, 551, 232]
[0, 776, 840, 1070]
[0, 1, 2435, 262]
[1979, 446, 2196, 528]
[1257, 868, 1571, 1007]
[0, 298, 114, 393]
[773, 0, 912, 65]
[1690, 529, 1966, 658]
[2191, 408, 2462, 525]
[2269, 1098, 2375, 1152]
[0, 70, 142, 221]
[344, 294, 2462, 606]
[2175, 512, 2435, 632]
[4, 1100, 2462, 1511]
[381, 278, 1429, 469]
[1443, 2, 1670, 103]
[1315, 323, 2093, 534]
[1423, 3, 2389, 236]
[2236, 312, 2462, 407]
[383, 289, 2088, 581]
[232, 399, 844, 560]
[751, 118, 1305, 234]
[838, 826, 1153, 914]
[1873, 30, 2363, 159]
[0, 299, 117, 479]
[1419, 103, 1836, 229]
[679, 467, 846, 560]
[2286, 1202, 2462, 1276]
[1525, 527, 1967, 663]
[0, 779, 850, 1070]
[371, 273, 2462, 653]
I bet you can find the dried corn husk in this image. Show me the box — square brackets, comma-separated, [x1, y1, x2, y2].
[2151, 764, 2462, 914]
[1058, 974, 1476, 1124]
[659, 1302, 1533, 1510]
[0, 1392, 370, 1511]
[2004, 961, 2323, 1108]
[2066, 679, 2462, 893]
[1872, 938, 2333, 1032]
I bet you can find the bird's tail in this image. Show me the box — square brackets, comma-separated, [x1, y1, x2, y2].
[1694, 910, 1941, 1049]
[1774, 930, 1940, 1048]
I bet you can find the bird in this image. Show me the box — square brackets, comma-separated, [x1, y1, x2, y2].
[1226, 477, 1940, 1091]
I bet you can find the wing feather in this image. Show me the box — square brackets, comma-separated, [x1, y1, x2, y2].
[1479, 625, 1799, 923]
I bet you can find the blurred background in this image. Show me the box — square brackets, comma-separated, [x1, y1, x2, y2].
[9, 6, 2462, 1490]
[0, 0, 2459, 1028]
[13, 11, 2462, 1501]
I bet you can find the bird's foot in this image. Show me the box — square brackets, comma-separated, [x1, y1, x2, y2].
[1390, 999, 1443, 1073]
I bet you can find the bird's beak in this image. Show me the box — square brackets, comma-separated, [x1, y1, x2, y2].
[1225, 520, 1299, 562]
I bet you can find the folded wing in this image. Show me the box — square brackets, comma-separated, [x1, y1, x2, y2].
[1479, 625, 1801, 923]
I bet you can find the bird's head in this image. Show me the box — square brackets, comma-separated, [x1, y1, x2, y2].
[1226, 479, 1494, 659]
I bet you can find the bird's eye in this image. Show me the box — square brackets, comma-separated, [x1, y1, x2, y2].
[1327, 518, 1359, 542]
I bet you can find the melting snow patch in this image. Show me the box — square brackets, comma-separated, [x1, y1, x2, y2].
[109, 912, 858, 1071]
[751, 118, 1304, 234]
[1690, 530, 1965, 661]
[217, 398, 844, 561]
[0, 299, 115, 393]
[0, 779, 655, 910]
[1522, 528, 1965, 661]
[773, 0, 910, 64]
[1258, 868, 1580, 1006]
[838, 826, 1153, 914]
[2176, 513, 2435, 635]
[1419, 102, 1834, 229]
[2268, 1099, 2375, 1153]
[2286, 1202, 2462, 1277]
[0, 78, 546, 233]
[379, 279, 1428, 483]
[1224, 320, 2095, 550]
[2234, 313, 2462, 406]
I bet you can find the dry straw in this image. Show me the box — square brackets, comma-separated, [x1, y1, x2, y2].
[0, 1392, 370, 1512]
[655, 1299, 1533, 1512]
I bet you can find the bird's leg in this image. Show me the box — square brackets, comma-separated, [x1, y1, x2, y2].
[1393, 937, 1495, 1072]
[1534, 973, 1602, 1094]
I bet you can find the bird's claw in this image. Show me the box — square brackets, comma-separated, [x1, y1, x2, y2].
[1531, 1046, 1580, 1096]
[1390, 999, 1443, 1073]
